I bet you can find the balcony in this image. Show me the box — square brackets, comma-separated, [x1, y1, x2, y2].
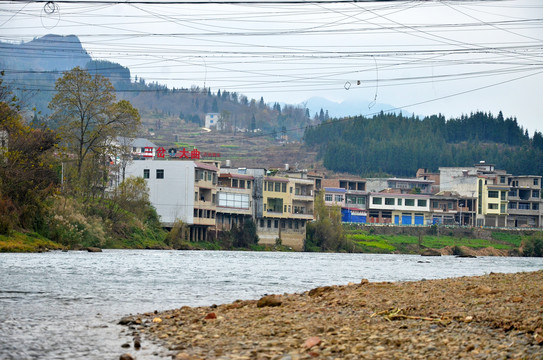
[508, 209, 540, 216]
[293, 194, 313, 201]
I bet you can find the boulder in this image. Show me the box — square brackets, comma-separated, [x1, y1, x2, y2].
[87, 247, 102, 252]
[420, 249, 441, 256]
[257, 295, 282, 308]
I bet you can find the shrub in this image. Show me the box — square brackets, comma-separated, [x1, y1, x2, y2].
[522, 233, 543, 257]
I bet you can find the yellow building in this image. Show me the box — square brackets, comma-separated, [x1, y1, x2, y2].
[257, 176, 314, 250]
[476, 176, 509, 227]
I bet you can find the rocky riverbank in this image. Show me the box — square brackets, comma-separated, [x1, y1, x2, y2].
[120, 271, 543, 359]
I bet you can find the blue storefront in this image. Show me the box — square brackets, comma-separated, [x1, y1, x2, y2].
[341, 208, 367, 223]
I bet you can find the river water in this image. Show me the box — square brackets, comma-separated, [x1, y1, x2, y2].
[1, 250, 543, 359]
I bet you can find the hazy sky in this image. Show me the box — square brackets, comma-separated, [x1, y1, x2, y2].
[1, 0, 542, 133]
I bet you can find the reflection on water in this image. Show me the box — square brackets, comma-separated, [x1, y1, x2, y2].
[1, 250, 542, 359]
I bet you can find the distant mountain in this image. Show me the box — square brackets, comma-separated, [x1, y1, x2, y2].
[0, 34, 91, 71]
[0, 34, 313, 140]
[304, 96, 411, 119]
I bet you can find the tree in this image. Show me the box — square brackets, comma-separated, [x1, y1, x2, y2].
[48, 67, 140, 180]
[0, 75, 59, 233]
[306, 190, 344, 251]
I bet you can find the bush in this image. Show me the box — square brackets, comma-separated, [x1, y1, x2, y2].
[522, 233, 543, 257]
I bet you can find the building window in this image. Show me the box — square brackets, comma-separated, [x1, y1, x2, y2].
[288, 205, 291, 213]
[267, 182, 273, 191]
[509, 189, 517, 197]
[533, 190, 540, 198]
[488, 204, 498, 210]
[274, 220, 279, 228]
[325, 194, 333, 202]
[500, 204, 506, 213]
[385, 198, 395, 205]
[239, 180, 245, 188]
[417, 199, 427, 207]
[294, 220, 299, 229]
[397, 198, 402, 206]
[212, 194, 216, 204]
[195, 192, 198, 201]
[275, 183, 281, 192]
[534, 178, 539, 186]
[357, 197, 366, 205]
[405, 199, 415, 206]
[448, 202, 453, 209]
[533, 203, 539, 210]
[143, 169, 150, 179]
[282, 183, 287, 192]
[156, 169, 164, 179]
[488, 191, 499, 198]
[290, 187, 293, 194]
[232, 179, 238, 188]
[509, 202, 517, 209]
[519, 203, 530, 210]
[260, 219, 264, 228]
[335, 195, 344, 202]
[284, 205, 287, 213]
[501, 192, 506, 201]
[500, 176, 505, 184]
[267, 219, 272, 228]
[372, 197, 382, 205]
[432, 201, 439, 209]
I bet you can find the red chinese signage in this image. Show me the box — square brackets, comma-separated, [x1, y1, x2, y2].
[140, 146, 220, 159]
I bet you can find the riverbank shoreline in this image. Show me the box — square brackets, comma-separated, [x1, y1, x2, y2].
[121, 270, 543, 359]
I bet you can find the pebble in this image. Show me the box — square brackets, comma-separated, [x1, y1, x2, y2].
[120, 271, 543, 359]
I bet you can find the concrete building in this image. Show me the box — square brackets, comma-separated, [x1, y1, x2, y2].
[507, 175, 542, 227]
[256, 175, 314, 250]
[204, 113, 221, 129]
[365, 177, 433, 194]
[476, 175, 510, 227]
[430, 191, 470, 225]
[125, 159, 218, 240]
[216, 172, 254, 231]
[368, 193, 431, 225]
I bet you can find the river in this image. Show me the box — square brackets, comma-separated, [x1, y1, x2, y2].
[1, 250, 542, 359]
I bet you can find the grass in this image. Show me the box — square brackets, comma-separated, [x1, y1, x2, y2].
[0, 232, 64, 252]
[345, 230, 519, 254]
[491, 232, 523, 247]
[219, 144, 240, 149]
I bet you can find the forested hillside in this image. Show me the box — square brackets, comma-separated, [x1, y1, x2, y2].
[303, 111, 543, 177]
[1, 35, 312, 140]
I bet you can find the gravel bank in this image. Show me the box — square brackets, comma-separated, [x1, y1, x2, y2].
[121, 271, 543, 359]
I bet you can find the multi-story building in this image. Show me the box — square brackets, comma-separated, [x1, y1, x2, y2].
[366, 177, 434, 194]
[215, 172, 254, 231]
[125, 159, 218, 241]
[256, 175, 314, 250]
[430, 191, 466, 225]
[368, 192, 431, 225]
[476, 175, 510, 227]
[507, 175, 542, 227]
[323, 178, 368, 223]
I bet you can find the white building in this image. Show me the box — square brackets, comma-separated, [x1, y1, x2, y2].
[204, 113, 221, 129]
[125, 160, 196, 226]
